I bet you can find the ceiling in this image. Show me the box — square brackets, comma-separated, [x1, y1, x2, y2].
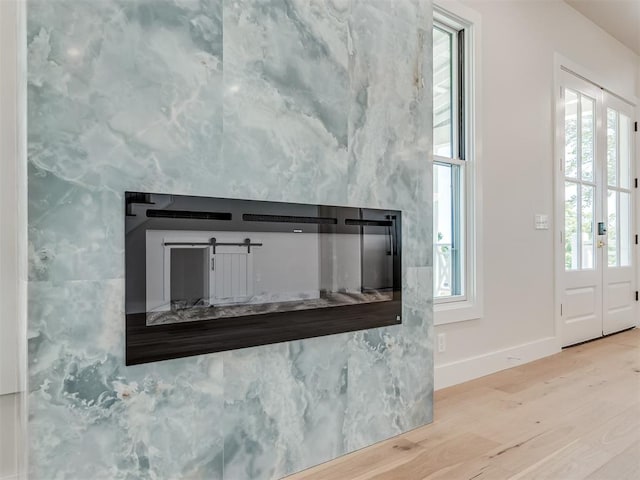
[565, 0, 640, 56]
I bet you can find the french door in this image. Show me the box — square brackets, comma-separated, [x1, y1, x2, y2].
[558, 70, 637, 347]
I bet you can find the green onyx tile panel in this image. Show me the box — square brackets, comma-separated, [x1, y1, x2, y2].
[28, 279, 224, 479]
[345, 303, 433, 452]
[222, 334, 349, 479]
[28, 0, 224, 282]
[27, 0, 433, 478]
[222, 0, 349, 206]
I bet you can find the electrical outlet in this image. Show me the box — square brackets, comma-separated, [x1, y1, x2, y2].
[437, 333, 446, 353]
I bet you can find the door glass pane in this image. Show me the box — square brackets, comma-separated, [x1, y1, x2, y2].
[620, 192, 631, 267]
[564, 89, 578, 178]
[619, 114, 631, 189]
[581, 184, 594, 269]
[565, 181, 578, 270]
[607, 109, 617, 186]
[580, 96, 594, 182]
[607, 190, 618, 267]
[433, 27, 452, 157]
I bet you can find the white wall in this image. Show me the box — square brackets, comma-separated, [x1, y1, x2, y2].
[435, 0, 640, 388]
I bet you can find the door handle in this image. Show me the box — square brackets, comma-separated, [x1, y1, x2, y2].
[597, 222, 607, 236]
[597, 240, 607, 248]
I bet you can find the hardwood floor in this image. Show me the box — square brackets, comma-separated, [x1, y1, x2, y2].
[287, 328, 640, 480]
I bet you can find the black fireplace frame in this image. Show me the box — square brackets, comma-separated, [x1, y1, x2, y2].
[125, 191, 402, 365]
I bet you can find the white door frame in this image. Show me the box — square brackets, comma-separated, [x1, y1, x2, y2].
[553, 54, 639, 347]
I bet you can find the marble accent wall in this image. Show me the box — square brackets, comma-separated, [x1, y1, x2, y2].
[27, 0, 433, 478]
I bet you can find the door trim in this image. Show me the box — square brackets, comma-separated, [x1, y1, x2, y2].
[560, 65, 636, 108]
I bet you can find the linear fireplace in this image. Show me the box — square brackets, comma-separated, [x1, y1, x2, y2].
[125, 192, 402, 365]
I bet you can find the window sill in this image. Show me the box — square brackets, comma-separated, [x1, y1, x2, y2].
[434, 298, 483, 325]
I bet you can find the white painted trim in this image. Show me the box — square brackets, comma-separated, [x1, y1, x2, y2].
[554, 53, 638, 107]
[0, 3, 27, 480]
[637, 102, 640, 327]
[0, 0, 27, 396]
[434, 0, 484, 326]
[0, 0, 19, 396]
[435, 0, 482, 26]
[553, 54, 564, 345]
[434, 337, 560, 390]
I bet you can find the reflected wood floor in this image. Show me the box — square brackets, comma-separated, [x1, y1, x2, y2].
[287, 328, 640, 480]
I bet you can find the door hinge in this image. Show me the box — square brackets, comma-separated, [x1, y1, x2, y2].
[636, 234, 639, 245]
[635, 121, 638, 132]
[560, 304, 563, 316]
[636, 291, 638, 302]
[635, 178, 638, 189]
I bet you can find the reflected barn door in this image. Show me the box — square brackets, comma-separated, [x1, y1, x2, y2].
[212, 244, 254, 305]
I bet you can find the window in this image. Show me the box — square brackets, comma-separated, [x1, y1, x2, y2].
[433, 4, 482, 323]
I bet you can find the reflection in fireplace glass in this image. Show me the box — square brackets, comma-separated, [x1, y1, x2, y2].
[145, 228, 396, 326]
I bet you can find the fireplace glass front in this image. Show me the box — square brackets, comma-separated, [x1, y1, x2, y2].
[125, 192, 402, 364]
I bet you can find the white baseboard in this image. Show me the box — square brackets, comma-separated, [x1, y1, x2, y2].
[435, 336, 560, 390]
[1, 474, 18, 480]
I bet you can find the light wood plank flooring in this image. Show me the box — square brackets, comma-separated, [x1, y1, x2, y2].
[287, 328, 640, 480]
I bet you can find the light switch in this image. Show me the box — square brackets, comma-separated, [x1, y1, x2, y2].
[535, 214, 549, 230]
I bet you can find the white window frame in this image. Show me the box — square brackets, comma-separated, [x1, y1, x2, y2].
[434, 1, 483, 325]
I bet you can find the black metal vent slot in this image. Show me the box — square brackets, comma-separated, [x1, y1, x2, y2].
[147, 210, 232, 220]
[126, 192, 155, 205]
[345, 219, 394, 227]
[243, 214, 337, 224]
